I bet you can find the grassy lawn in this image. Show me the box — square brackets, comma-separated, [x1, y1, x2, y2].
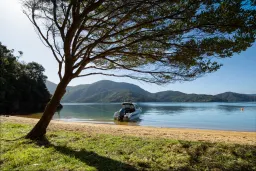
[0, 123, 255, 171]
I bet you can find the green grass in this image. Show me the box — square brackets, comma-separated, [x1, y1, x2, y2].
[0, 123, 256, 171]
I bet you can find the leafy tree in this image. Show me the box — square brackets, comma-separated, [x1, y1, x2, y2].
[26, 62, 47, 82]
[22, 0, 256, 139]
[0, 42, 50, 114]
[0, 43, 22, 110]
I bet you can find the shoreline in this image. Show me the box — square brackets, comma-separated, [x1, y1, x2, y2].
[1, 116, 256, 145]
[55, 120, 256, 132]
[14, 113, 256, 132]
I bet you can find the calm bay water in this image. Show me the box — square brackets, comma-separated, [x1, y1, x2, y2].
[46, 102, 256, 131]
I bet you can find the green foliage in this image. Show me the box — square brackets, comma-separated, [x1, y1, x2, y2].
[22, 0, 256, 84]
[1, 122, 256, 171]
[0, 42, 50, 114]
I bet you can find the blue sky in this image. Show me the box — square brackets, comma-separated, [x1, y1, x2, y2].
[0, 0, 255, 94]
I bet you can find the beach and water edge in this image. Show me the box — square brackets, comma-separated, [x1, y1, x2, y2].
[1, 116, 255, 145]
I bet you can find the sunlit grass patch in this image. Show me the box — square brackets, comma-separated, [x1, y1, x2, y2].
[1, 122, 256, 171]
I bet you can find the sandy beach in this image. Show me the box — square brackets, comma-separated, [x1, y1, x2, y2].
[1, 116, 255, 145]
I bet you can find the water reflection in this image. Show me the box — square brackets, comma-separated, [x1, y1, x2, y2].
[57, 103, 198, 119]
[113, 120, 141, 126]
[141, 105, 188, 115]
[217, 105, 256, 113]
[54, 103, 120, 121]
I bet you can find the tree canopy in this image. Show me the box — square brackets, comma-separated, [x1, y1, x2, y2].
[22, 0, 256, 84]
[0, 42, 50, 114]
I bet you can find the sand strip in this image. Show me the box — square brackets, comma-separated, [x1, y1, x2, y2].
[1, 116, 255, 145]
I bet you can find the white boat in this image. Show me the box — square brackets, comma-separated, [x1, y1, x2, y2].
[113, 102, 142, 121]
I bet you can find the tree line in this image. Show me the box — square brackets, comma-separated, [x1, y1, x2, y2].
[0, 42, 50, 114]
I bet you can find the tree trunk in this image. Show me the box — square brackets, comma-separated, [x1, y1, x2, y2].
[25, 76, 71, 140]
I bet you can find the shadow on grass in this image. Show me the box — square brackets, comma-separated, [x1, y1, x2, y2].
[32, 137, 137, 171]
[52, 144, 138, 171]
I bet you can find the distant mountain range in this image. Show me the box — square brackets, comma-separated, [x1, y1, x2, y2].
[46, 80, 256, 103]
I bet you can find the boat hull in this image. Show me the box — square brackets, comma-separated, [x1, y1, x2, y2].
[114, 108, 142, 121]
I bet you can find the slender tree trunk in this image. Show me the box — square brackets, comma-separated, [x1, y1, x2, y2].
[25, 76, 71, 140]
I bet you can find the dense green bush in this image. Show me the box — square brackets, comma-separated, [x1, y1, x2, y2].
[0, 42, 50, 114]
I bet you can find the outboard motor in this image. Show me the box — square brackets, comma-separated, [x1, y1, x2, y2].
[118, 108, 126, 121]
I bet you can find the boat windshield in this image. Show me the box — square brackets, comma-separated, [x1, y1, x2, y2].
[121, 104, 135, 113]
[123, 104, 132, 108]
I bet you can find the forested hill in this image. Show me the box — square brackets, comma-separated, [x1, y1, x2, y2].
[46, 80, 256, 103]
[0, 42, 50, 114]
